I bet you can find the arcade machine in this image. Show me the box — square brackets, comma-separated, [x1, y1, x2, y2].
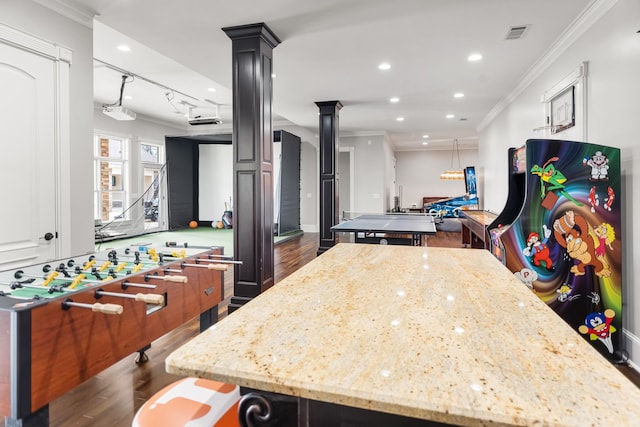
[488, 139, 624, 362]
[459, 167, 498, 249]
[426, 166, 479, 218]
[488, 146, 527, 260]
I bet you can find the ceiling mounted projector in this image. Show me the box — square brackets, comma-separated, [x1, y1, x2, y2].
[188, 104, 221, 125]
[188, 115, 221, 125]
[103, 105, 136, 121]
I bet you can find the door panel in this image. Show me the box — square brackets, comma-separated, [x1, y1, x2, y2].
[0, 43, 57, 269]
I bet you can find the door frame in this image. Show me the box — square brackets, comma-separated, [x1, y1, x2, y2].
[338, 146, 355, 220]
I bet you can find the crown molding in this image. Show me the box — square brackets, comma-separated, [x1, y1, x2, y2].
[0, 21, 72, 62]
[32, 0, 98, 29]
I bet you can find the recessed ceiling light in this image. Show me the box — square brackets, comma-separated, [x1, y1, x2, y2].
[272, 73, 277, 78]
[468, 53, 482, 62]
[396, 117, 404, 121]
[446, 114, 455, 119]
[378, 63, 391, 70]
[422, 134, 429, 138]
[207, 87, 216, 92]
[117, 44, 131, 52]
[454, 92, 464, 98]
[422, 142, 429, 145]
[389, 97, 399, 103]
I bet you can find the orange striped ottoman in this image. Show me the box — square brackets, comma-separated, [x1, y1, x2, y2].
[132, 377, 240, 427]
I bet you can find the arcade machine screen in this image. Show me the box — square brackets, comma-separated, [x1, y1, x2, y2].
[464, 166, 477, 198]
[512, 145, 526, 174]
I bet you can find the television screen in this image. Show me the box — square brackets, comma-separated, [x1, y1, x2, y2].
[464, 166, 477, 198]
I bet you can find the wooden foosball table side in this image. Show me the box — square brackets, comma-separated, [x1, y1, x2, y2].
[0, 247, 225, 424]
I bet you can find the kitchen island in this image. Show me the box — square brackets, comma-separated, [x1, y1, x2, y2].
[166, 243, 640, 426]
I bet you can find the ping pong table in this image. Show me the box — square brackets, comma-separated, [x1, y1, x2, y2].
[331, 214, 437, 246]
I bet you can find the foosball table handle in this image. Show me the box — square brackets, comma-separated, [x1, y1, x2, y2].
[207, 263, 228, 271]
[134, 293, 165, 305]
[92, 303, 124, 315]
[62, 299, 124, 315]
[163, 275, 188, 283]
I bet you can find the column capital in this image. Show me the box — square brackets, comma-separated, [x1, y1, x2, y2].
[222, 22, 281, 48]
[315, 100, 343, 111]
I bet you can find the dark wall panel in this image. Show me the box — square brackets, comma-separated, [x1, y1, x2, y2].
[277, 130, 301, 235]
[165, 137, 199, 230]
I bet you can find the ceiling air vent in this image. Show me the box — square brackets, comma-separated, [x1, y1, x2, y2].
[506, 25, 528, 40]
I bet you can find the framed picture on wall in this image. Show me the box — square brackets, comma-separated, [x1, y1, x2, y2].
[550, 85, 575, 134]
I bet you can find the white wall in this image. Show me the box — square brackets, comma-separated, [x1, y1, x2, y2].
[395, 148, 479, 208]
[340, 134, 386, 213]
[383, 135, 396, 212]
[300, 141, 318, 232]
[479, 0, 640, 366]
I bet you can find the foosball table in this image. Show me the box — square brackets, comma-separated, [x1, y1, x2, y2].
[0, 243, 235, 426]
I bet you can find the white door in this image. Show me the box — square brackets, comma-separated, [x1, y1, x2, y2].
[0, 42, 58, 269]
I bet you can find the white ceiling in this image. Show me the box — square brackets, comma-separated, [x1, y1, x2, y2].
[59, 0, 594, 150]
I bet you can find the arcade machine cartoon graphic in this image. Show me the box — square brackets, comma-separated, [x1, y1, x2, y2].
[488, 139, 624, 362]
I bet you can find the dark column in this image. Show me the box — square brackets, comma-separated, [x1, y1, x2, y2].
[316, 101, 343, 256]
[223, 23, 281, 312]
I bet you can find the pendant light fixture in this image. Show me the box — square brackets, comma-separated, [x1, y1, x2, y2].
[440, 139, 465, 180]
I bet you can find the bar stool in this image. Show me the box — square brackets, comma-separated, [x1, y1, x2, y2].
[132, 377, 241, 427]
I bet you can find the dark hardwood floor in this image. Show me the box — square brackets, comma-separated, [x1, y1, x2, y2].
[3, 230, 638, 426]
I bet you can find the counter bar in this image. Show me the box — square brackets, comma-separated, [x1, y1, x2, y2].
[167, 243, 640, 426]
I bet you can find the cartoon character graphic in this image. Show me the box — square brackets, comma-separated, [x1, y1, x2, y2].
[522, 225, 553, 270]
[556, 283, 580, 302]
[591, 222, 616, 270]
[604, 186, 615, 211]
[583, 151, 609, 181]
[553, 210, 610, 277]
[530, 157, 583, 207]
[578, 309, 616, 353]
[587, 186, 599, 212]
[514, 268, 538, 290]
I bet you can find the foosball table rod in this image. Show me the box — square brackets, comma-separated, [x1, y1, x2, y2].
[178, 262, 229, 272]
[61, 298, 123, 315]
[48, 273, 110, 289]
[144, 273, 188, 283]
[94, 289, 164, 305]
[121, 281, 156, 290]
[197, 258, 243, 265]
[3, 278, 61, 295]
[164, 241, 222, 251]
[13, 269, 59, 285]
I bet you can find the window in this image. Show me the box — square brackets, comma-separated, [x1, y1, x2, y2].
[140, 142, 165, 230]
[141, 142, 160, 163]
[94, 134, 129, 222]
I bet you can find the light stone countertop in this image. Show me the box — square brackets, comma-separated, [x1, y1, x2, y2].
[166, 243, 640, 426]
